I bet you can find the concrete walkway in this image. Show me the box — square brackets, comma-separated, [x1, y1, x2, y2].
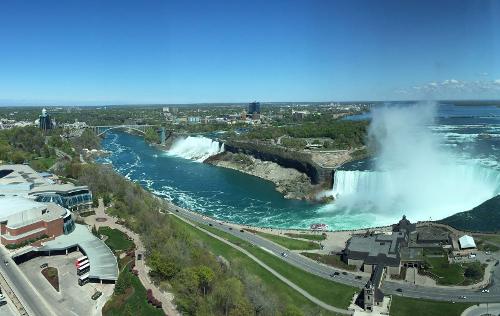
[461, 303, 500, 316]
[85, 200, 179, 316]
[170, 212, 354, 315]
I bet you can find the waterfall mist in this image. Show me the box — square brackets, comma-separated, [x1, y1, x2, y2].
[167, 136, 224, 162]
[331, 102, 500, 222]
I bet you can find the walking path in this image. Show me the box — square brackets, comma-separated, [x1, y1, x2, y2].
[85, 200, 179, 316]
[461, 303, 500, 316]
[170, 212, 354, 315]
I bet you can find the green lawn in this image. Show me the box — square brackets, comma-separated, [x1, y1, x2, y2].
[425, 256, 464, 285]
[30, 157, 56, 171]
[103, 262, 164, 316]
[199, 222, 357, 309]
[391, 296, 473, 316]
[254, 231, 321, 250]
[300, 252, 356, 271]
[98, 226, 134, 252]
[171, 218, 342, 315]
[285, 232, 326, 241]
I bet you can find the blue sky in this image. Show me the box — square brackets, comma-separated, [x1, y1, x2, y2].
[0, 0, 499, 105]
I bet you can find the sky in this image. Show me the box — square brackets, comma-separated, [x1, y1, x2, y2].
[0, 0, 499, 105]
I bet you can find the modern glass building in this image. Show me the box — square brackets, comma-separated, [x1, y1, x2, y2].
[39, 108, 54, 131]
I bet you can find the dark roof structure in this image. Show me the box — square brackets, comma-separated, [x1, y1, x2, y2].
[392, 215, 417, 235]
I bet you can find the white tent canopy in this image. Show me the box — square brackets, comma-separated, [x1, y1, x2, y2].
[458, 235, 476, 249]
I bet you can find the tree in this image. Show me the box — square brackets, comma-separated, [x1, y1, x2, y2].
[195, 266, 215, 296]
[464, 263, 483, 280]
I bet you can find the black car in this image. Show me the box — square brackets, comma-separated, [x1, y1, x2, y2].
[208, 223, 213, 226]
[137, 254, 142, 260]
[355, 276, 362, 280]
[228, 227, 233, 230]
[342, 271, 348, 275]
[40, 263, 48, 269]
[495, 260, 499, 266]
[240, 229, 244, 233]
[330, 272, 340, 277]
[396, 288, 403, 292]
[91, 291, 102, 300]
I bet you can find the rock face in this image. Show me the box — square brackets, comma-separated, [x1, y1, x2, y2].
[205, 151, 325, 200]
[222, 140, 335, 186]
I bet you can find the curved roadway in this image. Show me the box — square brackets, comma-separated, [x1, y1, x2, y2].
[173, 206, 500, 304]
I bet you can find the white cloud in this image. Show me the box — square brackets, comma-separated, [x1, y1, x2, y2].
[395, 78, 500, 98]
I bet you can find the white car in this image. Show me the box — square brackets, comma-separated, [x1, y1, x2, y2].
[281, 252, 288, 258]
[481, 289, 490, 293]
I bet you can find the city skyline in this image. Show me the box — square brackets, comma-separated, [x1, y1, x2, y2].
[0, 0, 499, 105]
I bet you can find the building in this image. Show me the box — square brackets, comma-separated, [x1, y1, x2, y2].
[459, 235, 476, 250]
[38, 108, 54, 131]
[343, 232, 405, 275]
[360, 265, 385, 312]
[248, 101, 261, 115]
[0, 197, 74, 246]
[0, 164, 92, 211]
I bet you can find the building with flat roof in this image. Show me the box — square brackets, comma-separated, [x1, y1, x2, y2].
[0, 164, 92, 211]
[343, 232, 406, 275]
[0, 197, 74, 246]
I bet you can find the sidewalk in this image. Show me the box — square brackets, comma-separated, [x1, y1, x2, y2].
[85, 200, 179, 316]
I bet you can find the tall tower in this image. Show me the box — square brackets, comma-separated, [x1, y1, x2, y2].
[39, 108, 54, 131]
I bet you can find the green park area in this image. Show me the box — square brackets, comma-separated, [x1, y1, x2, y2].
[252, 231, 321, 250]
[301, 252, 356, 271]
[98, 226, 135, 252]
[285, 232, 327, 241]
[199, 222, 357, 309]
[423, 253, 485, 286]
[103, 258, 163, 316]
[391, 296, 473, 316]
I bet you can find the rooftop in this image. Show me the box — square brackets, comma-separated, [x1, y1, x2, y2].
[36, 224, 118, 280]
[0, 197, 67, 229]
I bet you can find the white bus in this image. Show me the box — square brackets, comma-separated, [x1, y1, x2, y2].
[76, 259, 89, 268]
[75, 256, 88, 266]
[78, 273, 90, 286]
[77, 263, 90, 276]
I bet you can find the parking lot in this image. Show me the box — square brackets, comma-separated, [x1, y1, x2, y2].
[18, 251, 114, 316]
[0, 286, 19, 316]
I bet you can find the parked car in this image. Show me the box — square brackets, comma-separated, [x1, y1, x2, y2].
[240, 229, 244, 233]
[481, 289, 490, 293]
[396, 288, 403, 292]
[92, 291, 102, 300]
[40, 263, 48, 269]
[137, 254, 142, 260]
[342, 271, 348, 275]
[208, 223, 213, 226]
[355, 276, 362, 280]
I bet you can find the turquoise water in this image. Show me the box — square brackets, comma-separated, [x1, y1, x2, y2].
[98, 104, 500, 230]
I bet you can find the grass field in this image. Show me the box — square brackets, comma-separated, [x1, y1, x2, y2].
[98, 226, 134, 252]
[200, 222, 357, 309]
[285, 232, 327, 241]
[103, 262, 164, 316]
[254, 231, 321, 250]
[391, 296, 473, 316]
[171, 217, 342, 315]
[300, 252, 356, 271]
[425, 256, 464, 285]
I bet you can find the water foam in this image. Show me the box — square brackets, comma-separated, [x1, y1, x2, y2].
[167, 136, 224, 162]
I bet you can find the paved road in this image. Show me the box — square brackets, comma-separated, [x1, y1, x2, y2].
[171, 205, 500, 304]
[0, 247, 56, 316]
[175, 214, 354, 315]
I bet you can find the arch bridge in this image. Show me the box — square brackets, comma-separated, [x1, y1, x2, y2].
[89, 124, 169, 145]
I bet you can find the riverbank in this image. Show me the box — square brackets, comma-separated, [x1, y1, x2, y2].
[205, 151, 327, 200]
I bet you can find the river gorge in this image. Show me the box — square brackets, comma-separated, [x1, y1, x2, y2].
[97, 103, 500, 230]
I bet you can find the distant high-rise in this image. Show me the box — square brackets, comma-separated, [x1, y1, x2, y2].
[248, 101, 261, 114]
[39, 108, 54, 131]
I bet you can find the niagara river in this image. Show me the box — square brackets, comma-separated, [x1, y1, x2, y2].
[97, 103, 500, 230]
